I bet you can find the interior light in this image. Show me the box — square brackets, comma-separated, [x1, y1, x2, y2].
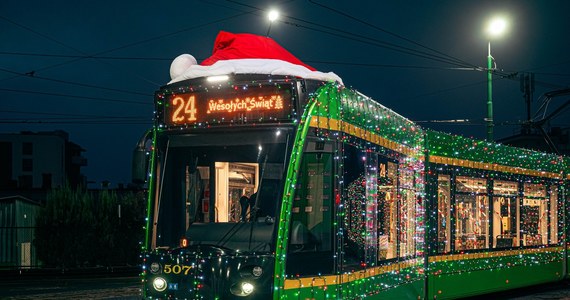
[206, 75, 229, 82]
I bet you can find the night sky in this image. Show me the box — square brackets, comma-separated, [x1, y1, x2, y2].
[1, 0, 569, 187]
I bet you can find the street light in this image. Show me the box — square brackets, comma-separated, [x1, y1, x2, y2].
[266, 9, 279, 36]
[485, 17, 508, 141]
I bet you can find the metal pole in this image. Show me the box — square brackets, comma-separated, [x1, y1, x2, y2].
[487, 41, 494, 141]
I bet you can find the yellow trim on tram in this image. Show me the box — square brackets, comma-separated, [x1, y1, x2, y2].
[283, 258, 423, 290]
[309, 116, 563, 179]
[309, 116, 422, 158]
[428, 246, 564, 263]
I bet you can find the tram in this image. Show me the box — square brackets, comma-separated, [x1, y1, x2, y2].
[140, 32, 569, 299]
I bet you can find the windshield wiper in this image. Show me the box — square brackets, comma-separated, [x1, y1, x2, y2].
[248, 154, 268, 249]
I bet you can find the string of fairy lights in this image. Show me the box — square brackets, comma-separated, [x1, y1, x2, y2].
[142, 77, 567, 299]
[277, 81, 565, 298]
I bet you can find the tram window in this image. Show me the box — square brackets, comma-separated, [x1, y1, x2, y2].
[378, 161, 397, 261]
[437, 175, 451, 254]
[286, 142, 334, 276]
[492, 180, 519, 248]
[344, 150, 397, 267]
[550, 185, 559, 244]
[455, 176, 489, 251]
[399, 166, 418, 257]
[343, 144, 367, 270]
[522, 183, 548, 246]
[153, 130, 288, 249]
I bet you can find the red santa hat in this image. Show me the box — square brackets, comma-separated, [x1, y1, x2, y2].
[169, 31, 342, 84]
[200, 31, 316, 71]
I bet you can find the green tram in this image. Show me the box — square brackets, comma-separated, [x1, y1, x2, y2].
[141, 74, 569, 299]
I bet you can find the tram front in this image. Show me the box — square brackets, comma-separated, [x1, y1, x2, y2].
[142, 75, 304, 299]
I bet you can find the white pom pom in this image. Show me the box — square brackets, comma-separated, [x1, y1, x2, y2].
[170, 54, 197, 80]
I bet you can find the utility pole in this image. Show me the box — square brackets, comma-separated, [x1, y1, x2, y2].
[520, 73, 535, 134]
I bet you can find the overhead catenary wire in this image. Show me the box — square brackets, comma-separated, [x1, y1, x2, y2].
[0, 15, 161, 86]
[0, 67, 152, 97]
[223, 1, 568, 95]
[0, 88, 151, 105]
[0, 51, 477, 72]
[0, 109, 147, 119]
[307, 0, 479, 69]
[0, 120, 151, 125]
[225, 0, 477, 69]
[0, 11, 252, 84]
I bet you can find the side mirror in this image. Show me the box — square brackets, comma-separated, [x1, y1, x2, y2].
[132, 148, 148, 185]
[132, 130, 152, 186]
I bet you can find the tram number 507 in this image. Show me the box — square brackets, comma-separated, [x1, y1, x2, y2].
[163, 264, 192, 275]
[171, 96, 197, 123]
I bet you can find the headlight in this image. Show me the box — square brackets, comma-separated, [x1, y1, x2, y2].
[150, 262, 161, 274]
[153, 277, 168, 292]
[252, 266, 263, 277]
[230, 281, 255, 296]
[241, 282, 254, 295]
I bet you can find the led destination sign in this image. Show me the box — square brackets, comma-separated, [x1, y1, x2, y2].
[164, 84, 293, 126]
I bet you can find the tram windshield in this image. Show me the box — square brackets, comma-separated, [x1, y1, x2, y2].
[152, 128, 293, 253]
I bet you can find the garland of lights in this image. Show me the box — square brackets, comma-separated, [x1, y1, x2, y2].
[141, 78, 568, 299]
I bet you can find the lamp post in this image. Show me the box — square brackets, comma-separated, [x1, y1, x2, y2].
[266, 10, 279, 37]
[485, 17, 507, 141]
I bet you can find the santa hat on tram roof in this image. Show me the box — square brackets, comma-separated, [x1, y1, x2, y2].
[168, 31, 342, 85]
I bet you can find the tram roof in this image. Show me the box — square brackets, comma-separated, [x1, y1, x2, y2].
[311, 82, 425, 153]
[426, 129, 566, 175]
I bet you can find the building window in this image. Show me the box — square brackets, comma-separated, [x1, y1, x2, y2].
[42, 173, 53, 189]
[18, 175, 33, 189]
[22, 158, 33, 172]
[22, 142, 33, 155]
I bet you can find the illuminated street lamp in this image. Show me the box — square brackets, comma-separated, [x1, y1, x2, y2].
[266, 9, 279, 36]
[485, 17, 507, 141]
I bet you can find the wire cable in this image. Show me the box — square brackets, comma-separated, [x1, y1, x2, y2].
[0, 88, 151, 105]
[0, 67, 151, 96]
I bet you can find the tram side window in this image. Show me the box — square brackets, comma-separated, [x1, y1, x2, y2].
[492, 180, 519, 248]
[437, 175, 451, 254]
[343, 144, 367, 270]
[399, 165, 418, 257]
[455, 176, 488, 251]
[378, 161, 397, 261]
[522, 183, 548, 246]
[343, 144, 398, 269]
[286, 141, 333, 276]
[550, 185, 559, 244]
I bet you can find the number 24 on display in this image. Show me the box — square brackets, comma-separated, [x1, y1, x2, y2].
[171, 96, 197, 123]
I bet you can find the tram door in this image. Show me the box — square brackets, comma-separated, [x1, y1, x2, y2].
[286, 140, 334, 276]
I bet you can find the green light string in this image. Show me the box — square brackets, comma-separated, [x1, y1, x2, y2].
[141, 126, 158, 297]
[272, 85, 321, 299]
[427, 130, 564, 173]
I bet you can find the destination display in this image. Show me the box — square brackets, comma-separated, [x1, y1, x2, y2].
[163, 84, 294, 126]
